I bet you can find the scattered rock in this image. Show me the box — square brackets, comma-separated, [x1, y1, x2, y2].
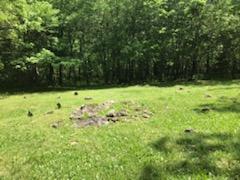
[84, 97, 93, 100]
[143, 114, 150, 119]
[143, 110, 153, 115]
[80, 105, 85, 110]
[28, 111, 33, 117]
[116, 110, 128, 117]
[101, 100, 115, 109]
[70, 103, 106, 122]
[201, 107, 211, 113]
[46, 111, 54, 115]
[74, 117, 109, 128]
[70, 141, 78, 146]
[70, 114, 82, 121]
[51, 121, 62, 129]
[184, 128, 194, 133]
[106, 110, 116, 118]
[74, 92, 78, 96]
[70, 111, 83, 121]
[178, 87, 184, 91]
[122, 100, 134, 105]
[205, 94, 212, 98]
[70, 101, 153, 128]
[57, 102, 62, 109]
[135, 107, 141, 112]
[109, 117, 119, 123]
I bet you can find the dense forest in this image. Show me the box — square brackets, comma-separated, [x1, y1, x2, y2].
[0, 0, 240, 87]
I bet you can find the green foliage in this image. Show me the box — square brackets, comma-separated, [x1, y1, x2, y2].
[27, 49, 57, 65]
[25, 1, 59, 32]
[0, 0, 240, 86]
[11, 58, 28, 71]
[0, 60, 4, 71]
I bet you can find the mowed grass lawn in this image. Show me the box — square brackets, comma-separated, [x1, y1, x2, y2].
[0, 81, 240, 179]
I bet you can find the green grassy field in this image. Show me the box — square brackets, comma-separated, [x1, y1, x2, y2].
[0, 81, 240, 179]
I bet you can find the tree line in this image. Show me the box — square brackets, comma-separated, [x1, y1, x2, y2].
[0, 0, 240, 87]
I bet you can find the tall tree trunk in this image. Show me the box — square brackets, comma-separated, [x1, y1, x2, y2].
[48, 64, 54, 85]
[31, 64, 38, 85]
[78, 65, 81, 81]
[73, 67, 77, 85]
[58, 64, 63, 86]
[232, 59, 237, 79]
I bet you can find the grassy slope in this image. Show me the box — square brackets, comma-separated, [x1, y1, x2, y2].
[0, 81, 240, 179]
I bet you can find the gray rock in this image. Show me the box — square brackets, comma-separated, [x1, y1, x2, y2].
[57, 103, 61, 109]
[84, 97, 93, 100]
[117, 110, 128, 117]
[201, 107, 210, 113]
[106, 110, 116, 117]
[74, 92, 78, 96]
[109, 117, 119, 123]
[28, 111, 33, 117]
[143, 110, 153, 115]
[135, 107, 141, 112]
[143, 114, 150, 119]
[46, 111, 54, 115]
[51, 121, 62, 129]
[205, 94, 212, 98]
[184, 128, 194, 133]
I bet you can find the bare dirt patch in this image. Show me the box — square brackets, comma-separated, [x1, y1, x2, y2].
[70, 100, 152, 128]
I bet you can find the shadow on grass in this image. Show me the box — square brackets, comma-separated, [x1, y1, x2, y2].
[0, 80, 239, 95]
[0, 84, 131, 95]
[140, 132, 240, 179]
[139, 165, 166, 180]
[208, 86, 240, 91]
[194, 96, 240, 113]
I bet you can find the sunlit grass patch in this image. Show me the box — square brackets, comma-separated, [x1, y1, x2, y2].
[0, 80, 240, 179]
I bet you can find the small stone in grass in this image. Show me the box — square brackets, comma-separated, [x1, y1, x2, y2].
[201, 107, 211, 113]
[80, 105, 85, 110]
[122, 100, 132, 105]
[84, 97, 93, 100]
[57, 102, 62, 109]
[143, 114, 150, 119]
[110, 117, 119, 123]
[179, 87, 184, 91]
[143, 110, 153, 115]
[23, 96, 27, 99]
[135, 107, 141, 112]
[46, 111, 54, 115]
[185, 128, 194, 133]
[51, 121, 62, 129]
[70, 141, 78, 146]
[28, 111, 33, 117]
[106, 110, 116, 118]
[74, 92, 78, 96]
[205, 94, 212, 98]
[117, 110, 128, 117]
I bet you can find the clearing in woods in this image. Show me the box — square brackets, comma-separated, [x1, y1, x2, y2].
[0, 80, 240, 179]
